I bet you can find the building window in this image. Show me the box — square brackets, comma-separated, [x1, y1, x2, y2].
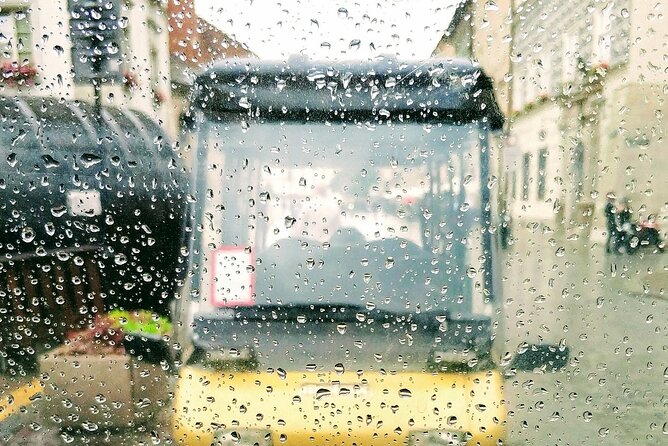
[609, 0, 631, 66]
[0, 10, 32, 63]
[537, 148, 548, 200]
[539, 56, 553, 95]
[512, 73, 525, 110]
[561, 34, 578, 82]
[522, 153, 531, 201]
[573, 143, 585, 200]
[593, 7, 612, 64]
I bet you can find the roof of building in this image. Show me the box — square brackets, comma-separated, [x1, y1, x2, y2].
[433, 0, 472, 52]
[168, 0, 255, 87]
[446, 1, 472, 37]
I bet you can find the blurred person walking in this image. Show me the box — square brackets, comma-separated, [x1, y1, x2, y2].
[604, 193, 619, 253]
[617, 197, 635, 254]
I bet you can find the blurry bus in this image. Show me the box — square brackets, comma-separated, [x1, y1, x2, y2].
[172, 57, 567, 446]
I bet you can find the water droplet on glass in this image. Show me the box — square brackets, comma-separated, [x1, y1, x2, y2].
[284, 216, 296, 228]
[80, 153, 102, 168]
[21, 227, 35, 243]
[136, 398, 151, 408]
[42, 154, 60, 168]
[82, 422, 98, 432]
[315, 388, 331, 400]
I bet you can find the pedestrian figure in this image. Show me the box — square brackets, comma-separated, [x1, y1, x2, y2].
[617, 197, 635, 253]
[603, 193, 618, 253]
[618, 197, 633, 229]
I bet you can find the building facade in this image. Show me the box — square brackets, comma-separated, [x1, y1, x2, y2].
[0, 0, 174, 133]
[434, 0, 668, 239]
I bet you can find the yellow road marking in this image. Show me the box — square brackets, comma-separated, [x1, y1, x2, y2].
[0, 379, 42, 423]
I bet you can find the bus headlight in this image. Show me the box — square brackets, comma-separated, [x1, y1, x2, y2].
[213, 429, 272, 446]
[408, 430, 470, 446]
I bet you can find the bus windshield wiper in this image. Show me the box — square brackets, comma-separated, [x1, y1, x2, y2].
[204, 303, 448, 327]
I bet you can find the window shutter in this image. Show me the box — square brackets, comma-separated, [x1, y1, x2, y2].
[15, 12, 32, 64]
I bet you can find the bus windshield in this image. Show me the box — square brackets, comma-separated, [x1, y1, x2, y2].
[195, 118, 492, 316]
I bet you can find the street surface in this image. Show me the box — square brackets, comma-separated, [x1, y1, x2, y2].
[503, 225, 667, 445]
[1, 226, 666, 445]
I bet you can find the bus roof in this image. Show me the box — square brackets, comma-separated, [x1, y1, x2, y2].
[193, 56, 504, 130]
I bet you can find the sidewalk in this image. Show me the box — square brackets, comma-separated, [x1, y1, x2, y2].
[0, 375, 41, 424]
[507, 221, 667, 300]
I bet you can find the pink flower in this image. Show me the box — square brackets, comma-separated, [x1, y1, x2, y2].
[153, 88, 167, 104]
[1, 61, 38, 86]
[123, 71, 139, 89]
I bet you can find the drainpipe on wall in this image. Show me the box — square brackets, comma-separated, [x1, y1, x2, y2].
[499, 0, 516, 224]
[506, 0, 516, 135]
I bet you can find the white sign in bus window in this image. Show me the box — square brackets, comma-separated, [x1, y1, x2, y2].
[67, 190, 102, 217]
[211, 246, 255, 307]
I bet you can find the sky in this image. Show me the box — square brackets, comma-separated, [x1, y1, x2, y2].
[195, 0, 461, 60]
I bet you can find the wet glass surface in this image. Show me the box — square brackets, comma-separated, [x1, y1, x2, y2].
[0, 1, 666, 445]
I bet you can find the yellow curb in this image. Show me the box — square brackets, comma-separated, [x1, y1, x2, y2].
[0, 379, 42, 423]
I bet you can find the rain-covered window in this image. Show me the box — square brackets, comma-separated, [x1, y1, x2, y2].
[0, 1, 665, 445]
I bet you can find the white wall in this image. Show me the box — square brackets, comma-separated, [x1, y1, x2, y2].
[506, 103, 562, 224]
